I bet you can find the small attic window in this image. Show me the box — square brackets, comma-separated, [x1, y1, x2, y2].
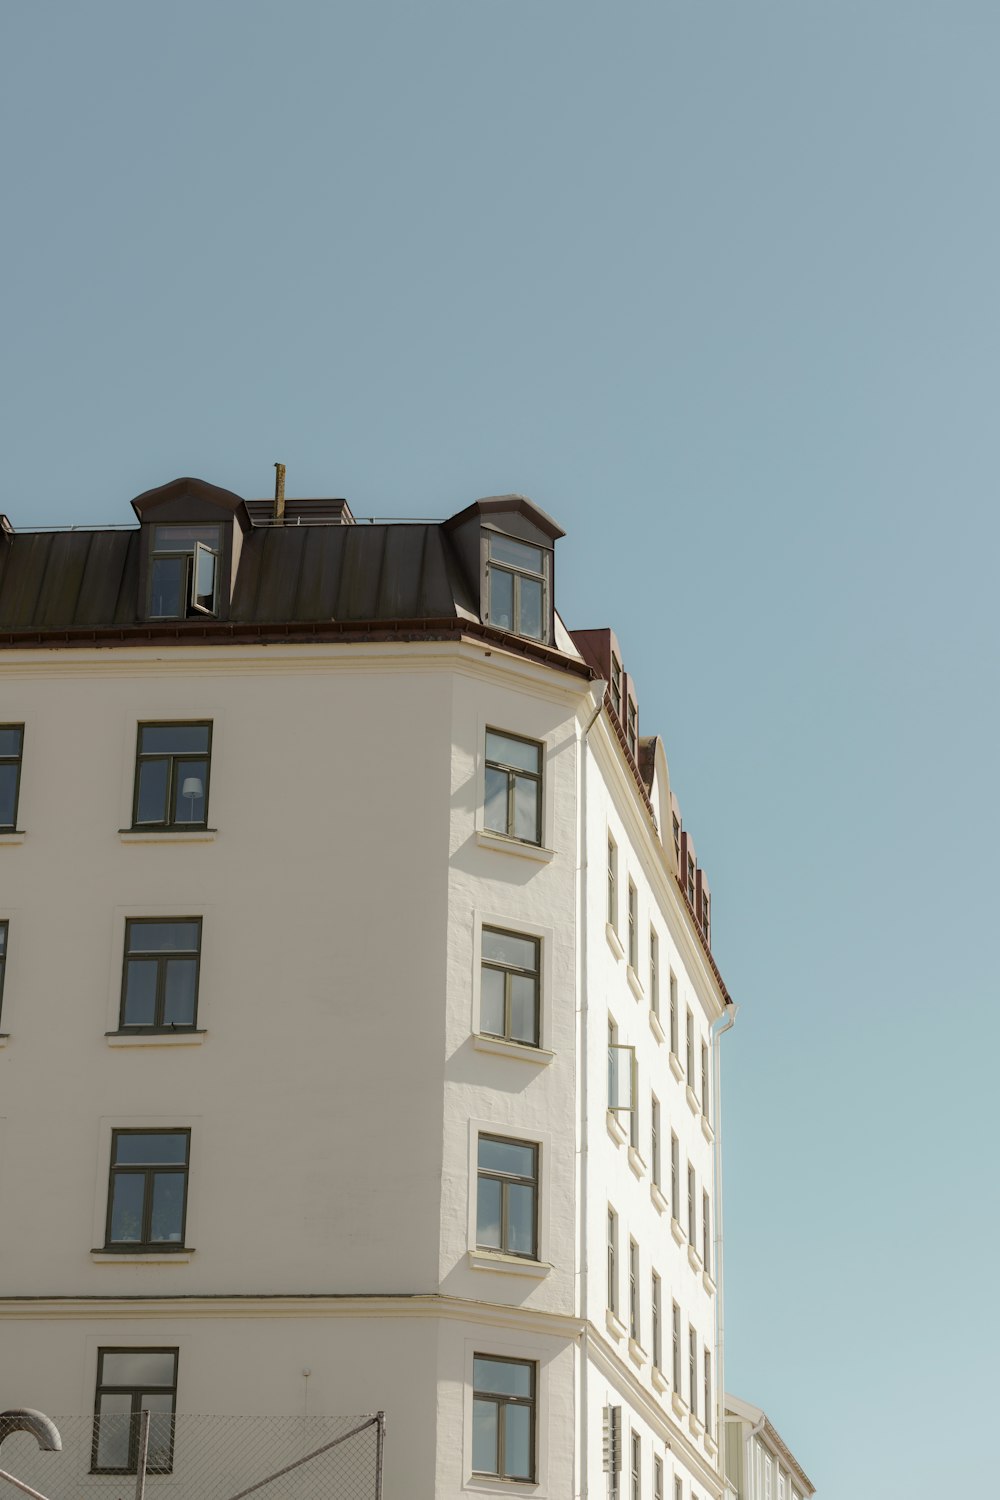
[485, 532, 550, 641]
[148, 525, 221, 619]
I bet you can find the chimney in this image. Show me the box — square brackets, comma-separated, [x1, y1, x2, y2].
[274, 463, 286, 525]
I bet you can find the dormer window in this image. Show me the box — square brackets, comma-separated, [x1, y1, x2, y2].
[610, 656, 623, 718]
[149, 525, 221, 619]
[486, 532, 549, 641]
[626, 699, 638, 758]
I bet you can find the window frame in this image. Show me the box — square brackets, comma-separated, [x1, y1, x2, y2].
[607, 834, 618, 930]
[103, 1128, 191, 1253]
[471, 1353, 536, 1483]
[701, 1040, 710, 1115]
[91, 1346, 178, 1475]
[651, 1270, 662, 1371]
[0, 919, 7, 1031]
[476, 1133, 539, 1261]
[607, 1206, 619, 1317]
[670, 1132, 680, 1222]
[704, 1348, 712, 1438]
[131, 721, 212, 831]
[703, 1190, 711, 1275]
[649, 927, 659, 1017]
[689, 1326, 698, 1418]
[479, 925, 541, 1047]
[628, 1238, 640, 1342]
[686, 1008, 695, 1083]
[630, 1430, 641, 1500]
[118, 918, 203, 1033]
[145, 523, 223, 621]
[669, 971, 678, 1055]
[672, 1302, 682, 1391]
[650, 1095, 661, 1189]
[484, 728, 543, 846]
[0, 724, 24, 831]
[484, 530, 552, 644]
[627, 879, 638, 969]
[688, 1162, 697, 1247]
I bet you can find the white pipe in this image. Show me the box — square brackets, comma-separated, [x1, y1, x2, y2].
[711, 1002, 738, 1497]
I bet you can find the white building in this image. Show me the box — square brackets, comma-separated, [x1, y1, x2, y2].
[0, 476, 735, 1499]
[724, 1396, 815, 1500]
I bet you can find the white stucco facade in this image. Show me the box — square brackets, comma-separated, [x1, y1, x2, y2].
[0, 489, 734, 1500]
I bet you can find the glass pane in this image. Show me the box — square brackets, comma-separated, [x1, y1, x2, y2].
[109, 1174, 145, 1243]
[128, 922, 199, 953]
[489, 567, 514, 630]
[484, 766, 508, 834]
[0, 764, 17, 827]
[163, 959, 197, 1026]
[509, 975, 538, 1045]
[171, 759, 207, 823]
[149, 556, 184, 617]
[95, 1393, 132, 1470]
[472, 1399, 497, 1474]
[482, 929, 537, 972]
[140, 724, 210, 755]
[489, 535, 544, 572]
[479, 1137, 535, 1179]
[513, 776, 539, 842]
[506, 1182, 535, 1256]
[0, 727, 23, 755]
[486, 731, 539, 774]
[149, 1174, 185, 1242]
[517, 576, 543, 639]
[122, 960, 158, 1027]
[135, 760, 168, 824]
[0, 924, 6, 956]
[480, 966, 505, 1036]
[476, 1177, 501, 1249]
[193, 546, 217, 612]
[101, 1351, 175, 1385]
[114, 1132, 188, 1165]
[504, 1402, 532, 1479]
[144, 1395, 175, 1472]
[474, 1357, 532, 1398]
[154, 525, 220, 550]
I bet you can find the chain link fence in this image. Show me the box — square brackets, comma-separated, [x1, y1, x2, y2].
[0, 1413, 384, 1500]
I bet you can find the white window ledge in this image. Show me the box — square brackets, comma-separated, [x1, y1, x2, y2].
[650, 1183, 669, 1217]
[670, 1217, 686, 1246]
[668, 1050, 684, 1082]
[605, 923, 625, 961]
[475, 828, 554, 863]
[605, 1308, 627, 1342]
[90, 1250, 194, 1263]
[468, 1250, 552, 1279]
[465, 1477, 545, 1497]
[687, 1245, 703, 1275]
[705, 1434, 718, 1460]
[702, 1270, 716, 1297]
[119, 828, 217, 845]
[651, 1367, 669, 1395]
[688, 1414, 704, 1439]
[106, 1030, 206, 1048]
[606, 1111, 628, 1147]
[473, 1034, 554, 1066]
[700, 1114, 715, 1144]
[626, 965, 644, 1001]
[0, 831, 26, 846]
[685, 1084, 700, 1116]
[671, 1391, 687, 1419]
[627, 1146, 646, 1180]
[648, 1011, 665, 1045]
[628, 1337, 647, 1369]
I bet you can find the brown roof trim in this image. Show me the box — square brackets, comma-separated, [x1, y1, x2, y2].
[443, 493, 565, 541]
[131, 476, 252, 530]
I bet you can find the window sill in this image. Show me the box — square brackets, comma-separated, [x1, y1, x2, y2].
[119, 828, 217, 845]
[671, 1391, 687, 1419]
[605, 923, 624, 961]
[106, 1030, 206, 1048]
[628, 1337, 647, 1369]
[705, 1434, 718, 1460]
[648, 1011, 665, 1045]
[473, 1034, 554, 1067]
[606, 1111, 628, 1147]
[650, 1183, 668, 1217]
[468, 1250, 552, 1280]
[688, 1414, 704, 1439]
[0, 830, 26, 846]
[465, 1477, 542, 1496]
[626, 965, 644, 1001]
[605, 1308, 626, 1342]
[702, 1269, 716, 1297]
[685, 1084, 700, 1116]
[670, 1217, 686, 1246]
[687, 1245, 703, 1275]
[700, 1114, 715, 1144]
[90, 1249, 193, 1263]
[668, 1050, 684, 1082]
[627, 1146, 646, 1181]
[651, 1366, 669, 1395]
[475, 829, 554, 864]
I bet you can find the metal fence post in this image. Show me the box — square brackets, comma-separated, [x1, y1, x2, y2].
[133, 1410, 150, 1500]
[374, 1412, 385, 1500]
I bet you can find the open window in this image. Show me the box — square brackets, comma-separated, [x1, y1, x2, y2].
[148, 526, 221, 619]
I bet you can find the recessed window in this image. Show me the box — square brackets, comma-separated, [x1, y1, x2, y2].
[672, 815, 681, 872]
[630, 1431, 641, 1500]
[607, 1206, 618, 1316]
[480, 927, 540, 1046]
[703, 1190, 711, 1275]
[689, 1327, 698, 1418]
[484, 729, 542, 844]
[651, 1271, 662, 1370]
[120, 920, 201, 1031]
[477, 1135, 538, 1260]
[626, 699, 638, 759]
[148, 524, 221, 619]
[0, 725, 24, 830]
[701, 1041, 710, 1115]
[704, 1349, 712, 1437]
[672, 1302, 681, 1390]
[687, 854, 696, 906]
[608, 1020, 635, 1119]
[686, 1008, 695, 1083]
[701, 889, 711, 942]
[670, 1133, 680, 1222]
[0, 920, 8, 1028]
[607, 835, 618, 930]
[611, 656, 623, 718]
[654, 1454, 664, 1500]
[472, 1355, 535, 1482]
[651, 1096, 661, 1189]
[688, 1163, 696, 1247]
[132, 722, 211, 829]
[485, 532, 549, 641]
[649, 929, 659, 1018]
[92, 1348, 177, 1474]
[627, 880, 638, 969]
[628, 1239, 640, 1342]
[669, 971, 678, 1055]
[105, 1130, 190, 1251]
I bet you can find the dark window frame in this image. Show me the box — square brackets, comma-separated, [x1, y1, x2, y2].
[651, 1270, 662, 1371]
[484, 728, 542, 845]
[476, 1134, 539, 1260]
[103, 1129, 191, 1253]
[480, 925, 541, 1047]
[91, 1346, 178, 1475]
[138, 515, 233, 625]
[0, 724, 24, 831]
[0, 919, 8, 1032]
[119, 918, 203, 1032]
[131, 721, 212, 830]
[627, 879, 638, 969]
[607, 1206, 618, 1315]
[628, 1238, 640, 1342]
[672, 1301, 682, 1390]
[472, 1354, 536, 1483]
[484, 530, 552, 644]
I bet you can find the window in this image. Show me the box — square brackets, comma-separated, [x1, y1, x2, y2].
[672, 814, 681, 872]
[119, 920, 201, 1031]
[654, 1454, 664, 1500]
[92, 1348, 177, 1473]
[703, 1349, 711, 1437]
[686, 1009, 694, 1083]
[688, 1163, 696, 1247]
[701, 1041, 710, 1115]
[702, 1191, 711, 1276]
[701, 889, 711, 943]
[611, 655, 623, 718]
[669, 971, 678, 1055]
[480, 927, 540, 1046]
[672, 1302, 681, 1390]
[0, 725, 24, 830]
[477, 1136, 538, 1259]
[649, 928, 659, 1017]
[607, 835, 618, 929]
[628, 1239, 639, 1341]
[607, 1207, 618, 1315]
[687, 854, 696, 906]
[651, 1271, 662, 1370]
[650, 1096, 661, 1189]
[0, 920, 7, 1029]
[132, 722, 211, 828]
[607, 1019, 635, 1119]
[626, 699, 638, 759]
[484, 729, 542, 844]
[627, 880, 638, 968]
[674, 1479, 683, 1500]
[147, 524, 221, 619]
[629, 1069, 640, 1150]
[472, 1355, 535, 1482]
[689, 1327, 697, 1418]
[485, 531, 549, 641]
[670, 1133, 680, 1221]
[104, 1130, 190, 1251]
[630, 1431, 641, 1500]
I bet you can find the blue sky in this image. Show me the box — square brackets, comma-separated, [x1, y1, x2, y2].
[4, 3, 998, 1492]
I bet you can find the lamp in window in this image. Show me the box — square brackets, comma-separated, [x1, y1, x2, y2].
[180, 777, 203, 822]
